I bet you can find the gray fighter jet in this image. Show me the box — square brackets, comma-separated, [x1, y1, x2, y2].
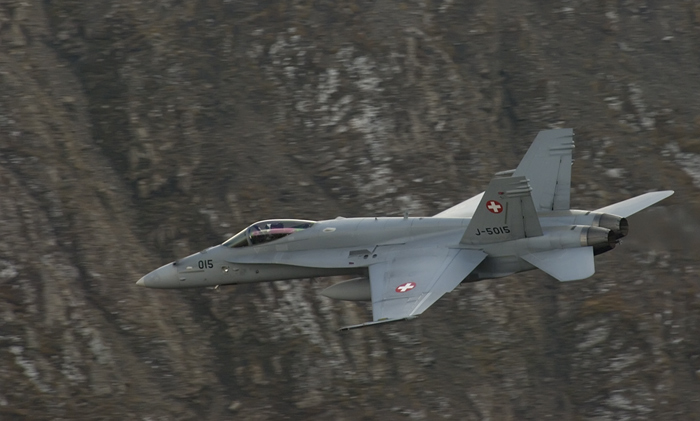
[136, 129, 673, 330]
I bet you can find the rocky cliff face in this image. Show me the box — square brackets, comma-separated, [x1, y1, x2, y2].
[1, 0, 699, 419]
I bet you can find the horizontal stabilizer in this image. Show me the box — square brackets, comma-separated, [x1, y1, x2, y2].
[521, 247, 595, 282]
[595, 191, 674, 218]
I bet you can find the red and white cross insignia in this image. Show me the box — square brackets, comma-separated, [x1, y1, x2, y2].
[395, 282, 417, 293]
[486, 200, 503, 213]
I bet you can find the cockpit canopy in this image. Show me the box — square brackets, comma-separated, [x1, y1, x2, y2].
[223, 219, 316, 248]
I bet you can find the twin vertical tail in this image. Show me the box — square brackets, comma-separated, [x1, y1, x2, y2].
[458, 128, 673, 283]
[460, 176, 542, 245]
[462, 173, 599, 282]
[513, 128, 574, 212]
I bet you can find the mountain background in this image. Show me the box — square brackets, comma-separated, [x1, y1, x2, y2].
[1, 0, 699, 419]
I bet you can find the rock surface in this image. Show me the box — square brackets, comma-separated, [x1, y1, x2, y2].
[0, 0, 699, 419]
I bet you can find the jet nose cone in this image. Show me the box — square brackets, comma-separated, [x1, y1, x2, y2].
[136, 263, 179, 288]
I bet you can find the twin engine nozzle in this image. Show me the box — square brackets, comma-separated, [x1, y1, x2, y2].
[593, 213, 629, 239]
[583, 213, 628, 255]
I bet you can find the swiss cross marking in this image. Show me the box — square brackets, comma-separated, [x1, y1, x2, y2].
[486, 200, 503, 213]
[395, 282, 416, 293]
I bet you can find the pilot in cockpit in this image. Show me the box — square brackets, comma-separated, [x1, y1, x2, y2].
[223, 219, 316, 248]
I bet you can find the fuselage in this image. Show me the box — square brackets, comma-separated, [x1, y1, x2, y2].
[137, 211, 616, 290]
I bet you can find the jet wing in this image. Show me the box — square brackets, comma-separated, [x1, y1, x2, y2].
[339, 248, 487, 330]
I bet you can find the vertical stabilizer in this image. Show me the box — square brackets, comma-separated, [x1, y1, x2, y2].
[513, 128, 574, 211]
[461, 176, 542, 245]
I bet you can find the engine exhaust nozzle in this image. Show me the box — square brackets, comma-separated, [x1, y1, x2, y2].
[581, 226, 616, 249]
[593, 213, 629, 239]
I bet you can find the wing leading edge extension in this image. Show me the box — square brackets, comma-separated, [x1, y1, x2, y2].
[339, 248, 487, 330]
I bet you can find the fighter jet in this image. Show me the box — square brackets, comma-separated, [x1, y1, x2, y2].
[136, 129, 673, 330]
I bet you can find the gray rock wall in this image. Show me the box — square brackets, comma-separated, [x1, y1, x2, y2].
[0, 0, 698, 419]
